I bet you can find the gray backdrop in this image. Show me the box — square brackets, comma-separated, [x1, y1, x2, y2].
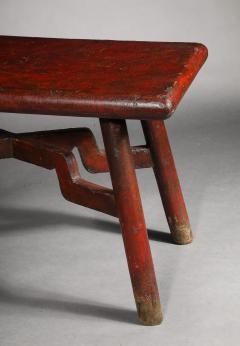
[0, 1, 240, 345]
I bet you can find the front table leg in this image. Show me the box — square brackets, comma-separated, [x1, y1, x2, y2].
[141, 120, 192, 245]
[100, 119, 162, 326]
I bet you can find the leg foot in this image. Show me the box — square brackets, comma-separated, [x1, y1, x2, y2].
[100, 118, 163, 325]
[142, 120, 192, 245]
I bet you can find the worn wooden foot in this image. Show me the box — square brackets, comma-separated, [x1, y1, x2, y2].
[141, 120, 192, 245]
[100, 119, 163, 326]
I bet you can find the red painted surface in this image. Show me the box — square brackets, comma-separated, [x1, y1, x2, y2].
[0, 36, 207, 119]
[142, 120, 192, 244]
[100, 119, 162, 325]
[0, 123, 163, 324]
[0, 35, 208, 325]
[0, 130, 116, 216]
[0, 127, 151, 216]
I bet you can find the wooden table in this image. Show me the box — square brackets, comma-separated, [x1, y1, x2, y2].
[0, 36, 208, 325]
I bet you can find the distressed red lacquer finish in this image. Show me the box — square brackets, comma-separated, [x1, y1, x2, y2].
[142, 120, 192, 244]
[0, 128, 152, 217]
[0, 35, 208, 325]
[100, 119, 162, 325]
[0, 35, 207, 119]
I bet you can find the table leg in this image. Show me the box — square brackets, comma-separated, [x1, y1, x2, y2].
[0, 130, 13, 158]
[100, 118, 162, 326]
[141, 120, 192, 245]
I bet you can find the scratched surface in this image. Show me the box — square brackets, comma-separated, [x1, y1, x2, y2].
[0, 36, 207, 119]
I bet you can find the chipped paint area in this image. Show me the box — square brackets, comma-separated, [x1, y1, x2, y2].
[168, 216, 193, 244]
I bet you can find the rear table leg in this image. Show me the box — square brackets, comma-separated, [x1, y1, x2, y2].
[100, 118, 162, 326]
[141, 120, 192, 245]
[0, 130, 13, 158]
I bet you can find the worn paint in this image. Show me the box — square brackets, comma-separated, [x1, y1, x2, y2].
[0, 35, 208, 326]
[100, 118, 163, 325]
[0, 36, 207, 120]
[142, 120, 193, 245]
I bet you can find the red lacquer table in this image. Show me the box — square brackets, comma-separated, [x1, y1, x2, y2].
[0, 36, 207, 325]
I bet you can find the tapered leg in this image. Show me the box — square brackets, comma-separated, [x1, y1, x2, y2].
[100, 118, 162, 326]
[141, 120, 192, 245]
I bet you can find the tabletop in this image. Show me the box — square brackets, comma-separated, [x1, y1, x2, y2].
[0, 36, 207, 120]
